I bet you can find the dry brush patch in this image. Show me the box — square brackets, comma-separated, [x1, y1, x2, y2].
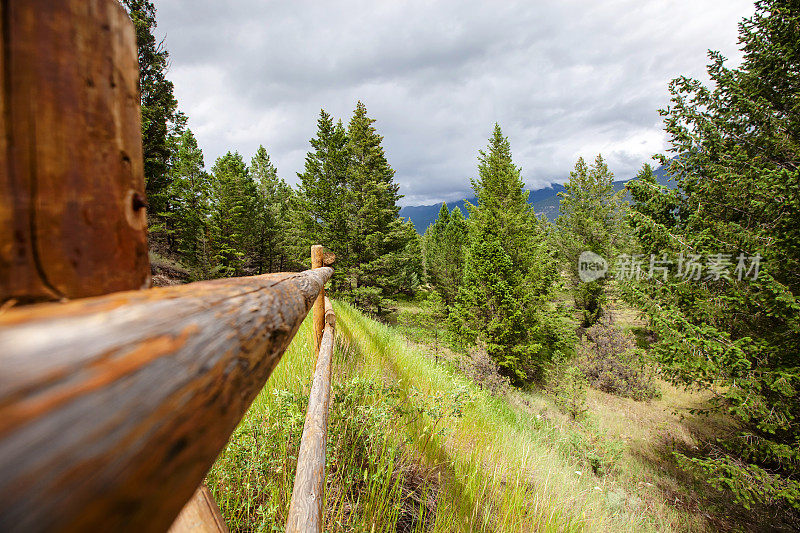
[578, 322, 660, 401]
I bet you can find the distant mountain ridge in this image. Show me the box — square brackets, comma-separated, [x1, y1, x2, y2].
[400, 161, 676, 233]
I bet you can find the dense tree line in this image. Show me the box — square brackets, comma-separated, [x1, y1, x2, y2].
[123, 1, 420, 312]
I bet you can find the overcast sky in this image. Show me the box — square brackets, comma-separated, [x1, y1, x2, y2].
[154, 0, 754, 206]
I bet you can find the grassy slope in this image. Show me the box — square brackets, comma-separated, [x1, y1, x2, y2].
[207, 299, 737, 532]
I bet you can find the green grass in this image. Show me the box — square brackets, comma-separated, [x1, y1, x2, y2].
[207, 300, 723, 532]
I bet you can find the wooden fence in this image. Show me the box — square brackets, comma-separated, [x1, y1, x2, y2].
[0, 2, 337, 532]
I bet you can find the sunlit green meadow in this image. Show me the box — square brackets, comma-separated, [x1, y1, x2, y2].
[207, 301, 716, 532]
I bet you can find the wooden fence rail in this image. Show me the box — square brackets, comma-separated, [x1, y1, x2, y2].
[0, 267, 333, 532]
[1, 2, 341, 531]
[286, 296, 336, 533]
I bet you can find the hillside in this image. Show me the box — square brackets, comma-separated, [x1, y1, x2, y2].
[400, 161, 676, 232]
[207, 298, 788, 532]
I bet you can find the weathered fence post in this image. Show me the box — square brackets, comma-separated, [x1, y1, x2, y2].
[0, 0, 150, 304]
[311, 245, 325, 354]
[2, 2, 229, 531]
[168, 485, 229, 533]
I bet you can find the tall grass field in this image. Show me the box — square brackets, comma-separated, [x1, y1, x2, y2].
[207, 301, 722, 532]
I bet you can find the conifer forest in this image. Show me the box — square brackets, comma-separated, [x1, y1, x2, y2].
[1, 1, 798, 532]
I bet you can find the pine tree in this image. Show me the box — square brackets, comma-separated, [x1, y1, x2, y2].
[167, 128, 211, 276]
[455, 238, 529, 379]
[423, 203, 450, 296]
[397, 220, 425, 295]
[121, 0, 178, 232]
[625, 0, 800, 512]
[424, 204, 468, 307]
[625, 163, 679, 256]
[440, 207, 469, 304]
[556, 155, 623, 326]
[467, 125, 534, 268]
[209, 152, 256, 277]
[295, 110, 351, 285]
[346, 101, 408, 315]
[292, 103, 415, 308]
[452, 124, 560, 381]
[251, 146, 292, 274]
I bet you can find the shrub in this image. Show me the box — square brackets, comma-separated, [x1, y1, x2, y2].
[546, 354, 589, 420]
[553, 363, 589, 420]
[566, 425, 624, 477]
[578, 323, 659, 401]
[458, 343, 512, 396]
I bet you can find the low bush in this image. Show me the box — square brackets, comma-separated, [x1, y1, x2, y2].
[566, 424, 625, 478]
[578, 323, 660, 401]
[551, 362, 589, 420]
[458, 343, 512, 396]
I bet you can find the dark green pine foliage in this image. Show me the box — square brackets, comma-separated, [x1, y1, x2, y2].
[251, 146, 292, 274]
[424, 204, 468, 307]
[398, 220, 424, 295]
[209, 152, 257, 277]
[423, 203, 450, 298]
[121, 0, 178, 233]
[166, 128, 211, 276]
[625, 163, 680, 256]
[431, 203, 450, 237]
[295, 110, 351, 287]
[556, 155, 623, 326]
[452, 124, 561, 382]
[456, 238, 529, 376]
[346, 102, 409, 315]
[625, 0, 800, 513]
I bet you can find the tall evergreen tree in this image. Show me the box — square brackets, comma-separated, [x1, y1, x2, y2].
[121, 0, 178, 228]
[251, 146, 292, 274]
[423, 203, 450, 296]
[556, 155, 623, 326]
[455, 238, 529, 377]
[452, 124, 560, 381]
[626, 163, 680, 256]
[209, 152, 256, 277]
[426, 203, 451, 253]
[295, 111, 351, 285]
[346, 101, 408, 314]
[625, 0, 800, 512]
[398, 220, 425, 295]
[424, 204, 468, 307]
[167, 129, 211, 276]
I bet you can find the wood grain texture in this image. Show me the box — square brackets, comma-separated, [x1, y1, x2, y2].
[168, 485, 228, 533]
[0, 0, 149, 304]
[0, 267, 332, 533]
[285, 321, 335, 533]
[310, 245, 324, 356]
[324, 297, 335, 328]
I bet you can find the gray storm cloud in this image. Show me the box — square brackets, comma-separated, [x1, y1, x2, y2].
[155, 0, 753, 205]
